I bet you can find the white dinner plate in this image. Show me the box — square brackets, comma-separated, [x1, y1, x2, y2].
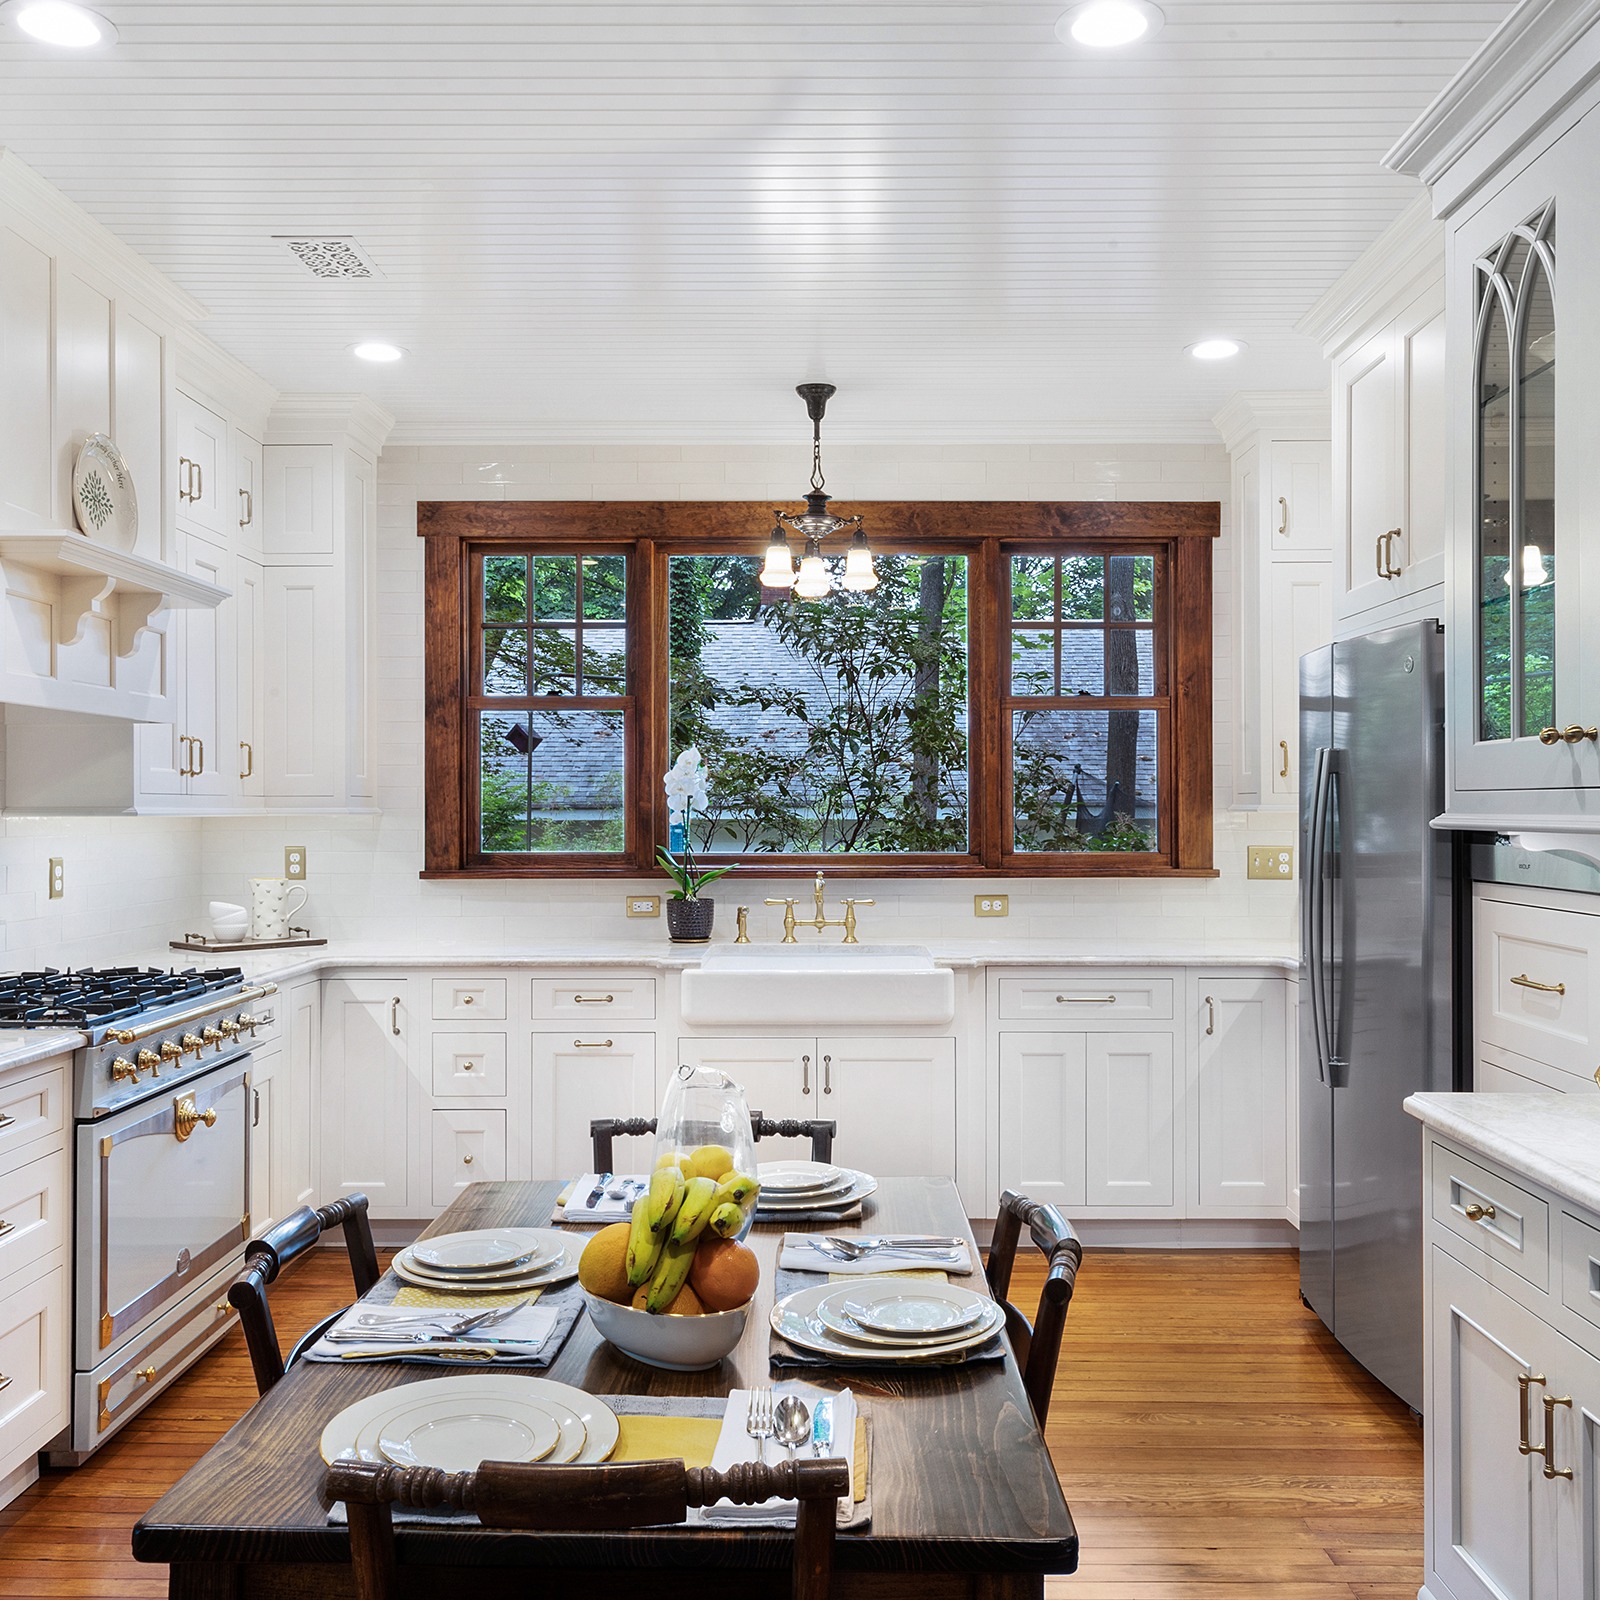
[353, 1387, 591, 1469]
[391, 1252, 577, 1294]
[757, 1160, 846, 1195]
[321, 1375, 618, 1468]
[819, 1279, 991, 1339]
[377, 1394, 562, 1473]
[410, 1229, 556, 1274]
[755, 1171, 877, 1213]
[772, 1281, 1003, 1361]
[71, 433, 138, 551]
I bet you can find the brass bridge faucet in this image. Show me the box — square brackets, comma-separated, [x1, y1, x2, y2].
[764, 872, 875, 944]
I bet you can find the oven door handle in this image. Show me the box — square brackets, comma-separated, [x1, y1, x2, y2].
[103, 983, 278, 1048]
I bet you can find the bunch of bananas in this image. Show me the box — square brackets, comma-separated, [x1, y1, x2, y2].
[623, 1147, 760, 1312]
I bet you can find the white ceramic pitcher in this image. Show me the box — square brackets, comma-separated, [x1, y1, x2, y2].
[249, 877, 308, 940]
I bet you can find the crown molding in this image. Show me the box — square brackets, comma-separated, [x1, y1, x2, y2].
[268, 393, 398, 459]
[1383, 0, 1600, 217]
[0, 147, 209, 327]
[172, 329, 278, 437]
[1210, 391, 1329, 454]
[1295, 195, 1442, 357]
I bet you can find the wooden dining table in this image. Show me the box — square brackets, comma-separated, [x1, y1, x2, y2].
[133, 1175, 1078, 1598]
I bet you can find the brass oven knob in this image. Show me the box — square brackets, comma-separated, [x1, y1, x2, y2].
[181, 1033, 206, 1057]
[218, 1019, 240, 1039]
[137, 1048, 162, 1078]
[236, 1013, 262, 1034]
[160, 1041, 183, 1064]
[201, 1026, 224, 1049]
[110, 1057, 139, 1083]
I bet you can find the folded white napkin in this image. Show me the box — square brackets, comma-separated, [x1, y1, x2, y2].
[700, 1386, 857, 1526]
[778, 1233, 974, 1275]
[552, 1173, 648, 1225]
[308, 1301, 561, 1361]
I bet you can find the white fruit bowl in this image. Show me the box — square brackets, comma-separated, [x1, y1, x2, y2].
[582, 1290, 750, 1372]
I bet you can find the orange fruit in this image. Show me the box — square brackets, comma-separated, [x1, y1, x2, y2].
[689, 1238, 759, 1311]
[630, 1281, 704, 1316]
[577, 1222, 633, 1303]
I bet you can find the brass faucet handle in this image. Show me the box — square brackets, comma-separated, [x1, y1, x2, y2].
[763, 896, 798, 906]
[841, 897, 876, 907]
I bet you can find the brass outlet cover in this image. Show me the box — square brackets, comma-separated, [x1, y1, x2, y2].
[48, 857, 64, 899]
[626, 895, 661, 918]
[284, 846, 307, 880]
[974, 894, 1009, 917]
[1248, 846, 1294, 880]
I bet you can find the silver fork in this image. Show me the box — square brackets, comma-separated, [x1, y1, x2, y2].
[811, 1236, 962, 1260]
[344, 1299, 530, 1340]
[745, 1386, 775, 1465]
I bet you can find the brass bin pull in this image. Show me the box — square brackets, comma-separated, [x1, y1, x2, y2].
[801, 1053, 811, 1095]
[1519, 1372, 1547, 1457]
[1511, 973, 1566, 996]
[1058, 994, 1117, 1005]
[573, 1039, 613, 1050]
[1205, 996, 1216, 1037]
[1463, 1201, 1496, 1223]
[174, 1096, 218, 1143]
[1542, 1393, 1574, 1480]
[574, 995, 615, 1005]
[1279, 740, 1290, 779]
[1277, 496, 1289, 537]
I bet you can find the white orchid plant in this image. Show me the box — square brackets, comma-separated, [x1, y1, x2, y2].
[657, 747, 734, 900]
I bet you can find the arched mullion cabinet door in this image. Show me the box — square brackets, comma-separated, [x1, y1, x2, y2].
[1474, 253, 1515, 746]
[1512, 209, 1556, 743]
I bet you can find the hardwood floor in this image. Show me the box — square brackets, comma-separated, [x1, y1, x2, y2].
[0, 1249, 1421, 1599]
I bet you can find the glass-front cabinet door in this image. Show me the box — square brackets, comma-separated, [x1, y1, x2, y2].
[1448, 118, 1597, 806]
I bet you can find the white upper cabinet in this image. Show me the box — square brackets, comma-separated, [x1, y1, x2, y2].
[172, 389, 229, 542]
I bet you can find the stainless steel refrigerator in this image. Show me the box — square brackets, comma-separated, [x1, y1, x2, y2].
[1299, 619, 1453, 1413]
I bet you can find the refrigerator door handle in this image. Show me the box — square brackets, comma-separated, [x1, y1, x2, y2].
[1325, 754, 1348, 1084]
[1304, 746, 1332, 1084]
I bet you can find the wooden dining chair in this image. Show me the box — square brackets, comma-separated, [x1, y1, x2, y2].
[228, 1193, 381, 1397]
[984, 1188, 1084, 1426]
[589, 1113, 836, 1170]
[324, 1455, 852, 1600]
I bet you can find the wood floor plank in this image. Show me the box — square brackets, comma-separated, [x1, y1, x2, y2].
[2, 1245, 1423, 1597]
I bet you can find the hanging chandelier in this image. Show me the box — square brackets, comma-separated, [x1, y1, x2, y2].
[759, 382, 878, 597]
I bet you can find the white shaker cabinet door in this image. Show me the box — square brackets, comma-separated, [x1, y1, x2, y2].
[1084, 1032, 1175, 1207]
[262, 566, 339, 801]
[821, 1036, 957, 1180]
[675, 1037, 815, 1127]
[1428, 1245, 1559, 1600]
[1267, 563, 1331, 801]
[319, 980, 414, 1216]
[1335, 329, 1398, 620]
[1550, 1326, 1600, 1600]
[182, 532, 233, 800]
[430, 1109, 507, 1208]
[234, 556, 265, 798]
[998, 1033, 1087, 1209]
[172, 389, 228, 540]
[1194, 978, 1288, 1211]
[533, 1033, 655, 1180]
[280, 979, 320, 1214]
[1269, 438, 1331, 556]
[246, 1047, 279, 1238]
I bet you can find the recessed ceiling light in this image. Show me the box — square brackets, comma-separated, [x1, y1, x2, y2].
[1056, 0, 1164, 49]
[1187, 338, 1245, 361]
[9, 1, 115, 46]
[351, 341, 406, 363]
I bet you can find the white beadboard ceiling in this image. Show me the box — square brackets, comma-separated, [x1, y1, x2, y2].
[0, 2, 1514, 442]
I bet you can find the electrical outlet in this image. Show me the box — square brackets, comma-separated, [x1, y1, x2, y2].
[626, 895, 661, 918]
[974, 894, 1009, 917]
[1248, 846, 1294, 880]
[284, 845, 307, 880]
[48, 858, 64, 899]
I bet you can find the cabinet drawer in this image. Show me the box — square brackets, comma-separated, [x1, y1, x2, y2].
[0, 1064, 67, 1171]
[430, 1032, 508, 1097]
[431, 978, 507, 1021]
[1430, 1143, 1550, 1289]
[0, 1143, 68, 1287]
[997, 972, 1173, 1022]
[532, 977, 656, 1022]
[1560, 1212, 1600, 1340]
[1475, 895, 1600, 1077]
[431, 1110, 507, 1206]
[0, 1258, 69, 1469]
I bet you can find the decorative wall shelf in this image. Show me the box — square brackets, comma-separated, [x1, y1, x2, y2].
[0, 530, 227, 657]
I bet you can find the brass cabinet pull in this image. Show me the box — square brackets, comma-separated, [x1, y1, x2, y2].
[390, 997, 401, 1037]
[178, 734, 194, 778]
[0, 1113, 12, 1130]
[0, 1373, 11, 1394]
[1542, 1393, 1574, 1480]
[573, 1039, 613, 1049]
[574, 994, 615, 1005]
[1536, 725, 1596, 746]
[178, 457, 195, 502]
[1057, 994, 1117, 1005]
[194, 462, 203, 502]
[174, 1095, 218, 1142]
[137, 1365, 158, 1384]
[823, 1053, 833, 1096]
[1205, 996, 1216, 1037]
[1511, 973, 1566, 996]
[1279, 740, 1290, 779]
[801, 1053, 811, 1096]
[252, 1087, 261, 1128]
[193, 737, 204, 777]
[1277, 496, 1289, 537]
[1382, 529, 1403, 579]
[1519, 1372, 1547, 1456]
[0, 1219, 13, 1239]
[1463, 1201, 1496, 1223]
[239, 742, 253, 779]
[238, 487, 252, 527]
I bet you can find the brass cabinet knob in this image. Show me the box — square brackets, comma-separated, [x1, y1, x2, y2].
[462, 1153, 474, 1165]
[137, 1366, 158, 1384]
[181, 1033, 206, 1057]
[137, 1048, 162, 1077]
[1464, 1201, 1497, 1223]
[462, 1061, 475, 1072]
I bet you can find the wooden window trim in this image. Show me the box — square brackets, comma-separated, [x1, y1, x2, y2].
[420, 500, 1219, 880]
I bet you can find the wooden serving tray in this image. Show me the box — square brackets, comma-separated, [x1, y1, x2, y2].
[170, 933, 328, 953]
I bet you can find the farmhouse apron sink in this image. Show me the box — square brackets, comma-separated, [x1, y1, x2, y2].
[680, 944, 956, 1027]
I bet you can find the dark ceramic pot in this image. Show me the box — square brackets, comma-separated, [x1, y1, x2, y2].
[666, 897, 715, 942]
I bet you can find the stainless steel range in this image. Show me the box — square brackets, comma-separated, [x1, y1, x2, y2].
[0, 966, 277, 1463]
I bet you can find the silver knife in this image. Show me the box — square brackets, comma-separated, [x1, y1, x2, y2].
[811, 1397, 834, 1458]
[582, 1172, 611, 1208]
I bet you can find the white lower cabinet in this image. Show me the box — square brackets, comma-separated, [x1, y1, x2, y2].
[431, 1109, 507, 1206]
[533, 1033, 655, 1179]
[319, 978, 415, 1216]
[677, 1037, 817, 1124]
[998, 1034, 1087, 1208]
[1194, 977, 1289, 1212]
[0, 1257, 69, 1478]
[248, 1048, 278, 1237]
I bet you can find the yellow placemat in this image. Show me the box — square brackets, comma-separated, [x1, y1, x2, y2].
[612, 1416, 867, 1504]
[827, 1269, 947, 1284]
[393, 1285, 545, 1310]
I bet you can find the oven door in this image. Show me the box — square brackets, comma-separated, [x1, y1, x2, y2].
[76, 1056, 251, 1369]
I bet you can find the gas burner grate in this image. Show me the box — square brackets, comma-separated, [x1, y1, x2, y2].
[0, 965, 246, 1029]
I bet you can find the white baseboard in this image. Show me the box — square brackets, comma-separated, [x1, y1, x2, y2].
[0, 1453, 40, 1512]
[1068, 1217, 1299, 1249]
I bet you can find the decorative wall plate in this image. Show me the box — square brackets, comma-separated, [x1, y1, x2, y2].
[71, 434, 138, 550]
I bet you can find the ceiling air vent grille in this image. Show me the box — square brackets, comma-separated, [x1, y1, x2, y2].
[275, 235, 381, 280]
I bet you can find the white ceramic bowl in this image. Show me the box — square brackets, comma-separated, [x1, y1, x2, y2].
[582, 1290, 750, 1371]
[208, 901, 250, 941]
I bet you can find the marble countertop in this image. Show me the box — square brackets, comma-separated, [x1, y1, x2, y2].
[1405, 1092, 1600, 1217]
[0, 1027, 86, 1078]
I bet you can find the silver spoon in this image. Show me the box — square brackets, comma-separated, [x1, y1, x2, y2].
[773, 1394, 812, 1458]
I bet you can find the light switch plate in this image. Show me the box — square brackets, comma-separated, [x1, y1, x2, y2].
[627, 895, 661, 917]
[48, 858, 64, 899]
[1248, 846, 1294, 880]
[974, 894, 1009, 917]
[284, 845, 307, 880]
